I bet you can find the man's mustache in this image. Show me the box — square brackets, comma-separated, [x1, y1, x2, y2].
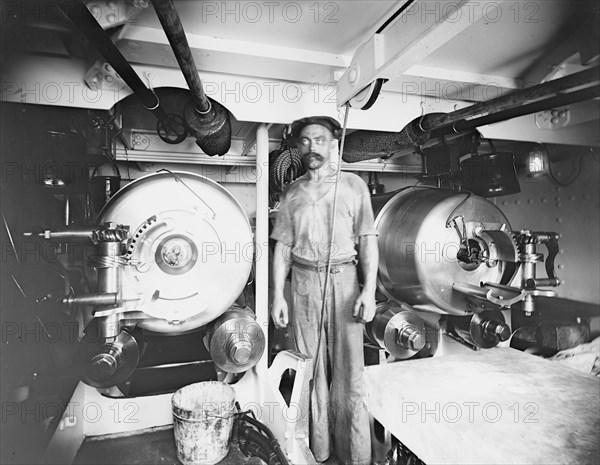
[302, 152, 324, 162]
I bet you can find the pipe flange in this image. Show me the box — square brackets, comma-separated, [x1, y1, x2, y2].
[154, 234, 198, 275]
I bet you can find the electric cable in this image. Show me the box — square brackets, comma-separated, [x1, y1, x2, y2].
[235, 408, 290, 465]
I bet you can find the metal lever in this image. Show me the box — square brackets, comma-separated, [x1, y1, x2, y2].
[453, 282, 556, 309]
[534, 232, 561, 284]
[485, 287, 526, 308]
[483, 282, 556, 307]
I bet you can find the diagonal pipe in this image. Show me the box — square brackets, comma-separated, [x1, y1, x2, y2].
[58, 0, 187, 144]
[150, 0, 232, 156]
[59, 1, 163, 116]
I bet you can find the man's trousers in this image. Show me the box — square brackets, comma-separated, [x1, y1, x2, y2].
[290, 264, 371, 465]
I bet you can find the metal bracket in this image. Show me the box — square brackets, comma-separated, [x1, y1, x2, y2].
[84, 0, 149, 29]
[130, 131, 151, 150]
[336, 0, 508, 108]
[84, 58, 128, 92]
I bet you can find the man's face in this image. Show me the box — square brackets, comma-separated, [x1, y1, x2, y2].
[297, 124, 337, 171]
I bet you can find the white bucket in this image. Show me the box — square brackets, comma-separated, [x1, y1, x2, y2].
[172, 381, 236, 465]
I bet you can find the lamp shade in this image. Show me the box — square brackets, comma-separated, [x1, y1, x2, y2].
[460, 152, 520, 197]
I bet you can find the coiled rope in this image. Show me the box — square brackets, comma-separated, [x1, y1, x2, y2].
[268, 130, 305, 207]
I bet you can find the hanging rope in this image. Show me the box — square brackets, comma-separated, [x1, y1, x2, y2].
[268, 128, 305, 207]
[312, 104, 351, 385]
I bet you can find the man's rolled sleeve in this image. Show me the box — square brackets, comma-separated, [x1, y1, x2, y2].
[270, 195, 295, 245]
[354, 185, 378, 237]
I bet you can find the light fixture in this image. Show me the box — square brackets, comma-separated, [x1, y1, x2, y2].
[526, 144, 548, 178]
[526, 143, 583, 187]
[459, 139, 520, 197]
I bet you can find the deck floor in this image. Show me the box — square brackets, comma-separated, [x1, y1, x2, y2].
[73, 427, 263, 465]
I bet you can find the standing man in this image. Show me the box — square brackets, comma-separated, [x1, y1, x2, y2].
[270, 116, 379, 465]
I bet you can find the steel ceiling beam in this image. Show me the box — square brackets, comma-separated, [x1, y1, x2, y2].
[337, 0, 508, 109]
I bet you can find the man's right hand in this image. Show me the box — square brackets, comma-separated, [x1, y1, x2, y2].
[270, 295, 289, 328]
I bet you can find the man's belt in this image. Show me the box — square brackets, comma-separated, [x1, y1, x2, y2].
[292, 258, 357, 274]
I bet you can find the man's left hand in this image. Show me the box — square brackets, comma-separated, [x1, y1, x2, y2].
[353, 290, 376, 324]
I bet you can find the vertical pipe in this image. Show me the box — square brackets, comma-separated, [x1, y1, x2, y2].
[522, 242, 536, 315]
[255, 124, 270, 376]
[65, 195, 70, 226]
[97, 241, 121, 340]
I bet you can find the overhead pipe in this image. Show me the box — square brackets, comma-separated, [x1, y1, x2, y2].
[58, 0, 187, 145]
[423, 66, 600, 133]
[429, 85, 600, 138]
[343, 66, 600, 162]
[150, 0, 232, 156]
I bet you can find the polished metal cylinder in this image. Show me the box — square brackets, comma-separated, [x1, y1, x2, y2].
[97, 242, 121, 293]
[446, 309, 511, 349]
[96, 241, 123, 340]
[62, 293, 118, 306]
[83, 330, 140, 388]
[372, 187, 513, 315]
[205, 307, 265, 373]
[522, 243, 536, 283]
[365, 301, 430, 359]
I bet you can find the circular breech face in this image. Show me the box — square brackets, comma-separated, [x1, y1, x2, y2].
[97, 172, 253, 333]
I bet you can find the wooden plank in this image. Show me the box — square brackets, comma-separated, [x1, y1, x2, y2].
[364, 348, 600, 465]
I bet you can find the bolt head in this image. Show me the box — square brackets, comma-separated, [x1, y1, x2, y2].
[230, 341, 252, 364]
[90, 353, 117, 379]
[495, 324, 511, 341]
[408, 332, 426, 351]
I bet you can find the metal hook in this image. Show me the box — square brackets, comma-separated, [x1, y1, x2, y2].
[140, 72, 161, 110]
[144, 71, 154, 91]
[418, 101, 426, 131]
